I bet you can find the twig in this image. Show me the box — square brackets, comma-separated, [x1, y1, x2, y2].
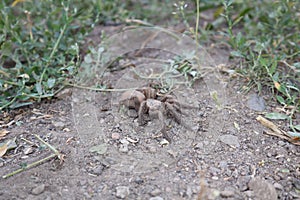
[64, 82, 138, 92]
[2, 134, 63, 179]
[34, 134, 59, 155]
[2, 154, 57, 179]
[256, 116, 300, 145]
[195, 0, 200, 44]
[125, 18, 153, 26]
[135, 32, 160, 56]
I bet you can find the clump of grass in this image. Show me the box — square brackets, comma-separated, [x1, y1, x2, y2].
[173, 0, 300, 134]
[0, 0, 100, 110]
[220, 0, 300, 133]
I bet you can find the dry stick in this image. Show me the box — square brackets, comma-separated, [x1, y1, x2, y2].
[34, 134, 59, 154]
[134, 31, 160, 56]
[64, 82, 138, 92]
[2, 134, 62, 179]
[2, 154, 57, 179]
[256, 116, 300, 145]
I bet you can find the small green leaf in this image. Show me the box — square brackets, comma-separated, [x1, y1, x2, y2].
[89, 143, 108, 155]
[286, 84, 299, 91]
[232, 16, 243, 27]
[47, 78, 56, 89]
[84, 54, 92, 63]
[230, 51, 244, 58]
[281, 168, 290, 173]
[0, 41, 12, 56]
[276, 95, 285, 105]
[287, 131, 300, 138]
[265, 112, 289, 120]
[10, 102, 33, 109]
[269, 60, 277, 75]
[35, 83, 43, 95]
[293, 125, 300, 131]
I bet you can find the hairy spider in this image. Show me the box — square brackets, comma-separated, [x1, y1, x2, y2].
[119, 86, 195, 141]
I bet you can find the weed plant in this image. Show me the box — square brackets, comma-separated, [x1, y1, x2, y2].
[220, 0, 300, 134]
[0, 0, 101, 109]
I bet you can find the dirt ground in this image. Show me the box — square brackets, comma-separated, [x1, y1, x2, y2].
[0, 25, 299, 200]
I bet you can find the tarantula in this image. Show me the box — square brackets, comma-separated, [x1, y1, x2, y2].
[119, 86, 193, 141]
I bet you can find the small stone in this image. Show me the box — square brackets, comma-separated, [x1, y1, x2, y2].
[209, 189, 220, 199]
[127, 109, 138, 118]
[134, 176, 144, 184]
[150, 188, 162, 196]
[63, 128, 71, 132]
[273, 182, 283, 190]
[186, 186, 193, 198]
[209, 166, 220, 175]
[219, 134, 240, 148]
[89, 166, 103, 176]
[247, 93, 265, 111]
[116, 186, 130, 199]
[24, 147, 34, 155]
[237, 176, 251, 191]
[244, 190, 254, 197]
[149, 197, 164, 200]
[219, 161, 228, 169]
[290, 190, 300, 198]
[111, 132, 120, 140]
[220, 190, 235, 197]
[148, 145, 157, 153]
[31, 184, 45, 195]
[160, 139, 169, 146]
[248, 177, 277, 200]
[194, 142, 204, 150]
[293, 178, 300, 190]
[119, 139, 129, 153]
[277, 140, 285, 146]
[79, 180, 87, 186]
[165, 187, 171, 193]
[52, 121, 65, 130]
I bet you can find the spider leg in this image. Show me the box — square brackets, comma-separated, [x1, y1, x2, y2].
[138, 101, 148, 125]
[165, 103, 182, 124]
[161, 94, 199, 110]
[157, 111, 171, 142]
[165, 103, 192, 130]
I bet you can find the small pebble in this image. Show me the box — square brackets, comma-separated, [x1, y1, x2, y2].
[160, 139, 169, 146]
[277, 140, 285, 146]
[293, 178, 300, 190]
[220, 190, 235, 197]
[244, 190, 254, 197]
[119, 139, 129, 153]
[31, 184, 45, 195]
[148, 146, 157, 153]
[90, 166, 103, 176]
[63, 127, 71, 132]
[246, 93, 265, 111]
[149, 197, 164, 200]
[219, 134, 240, 148]
[273, 182, 283, 190]
[111, 132, 120, 140]
[150, 188, 161, 196]
[52, 121, 65, 130]
[24, 147, 34, 155]
[116, 186, 130, 199]
[134, 176, 144, 184]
